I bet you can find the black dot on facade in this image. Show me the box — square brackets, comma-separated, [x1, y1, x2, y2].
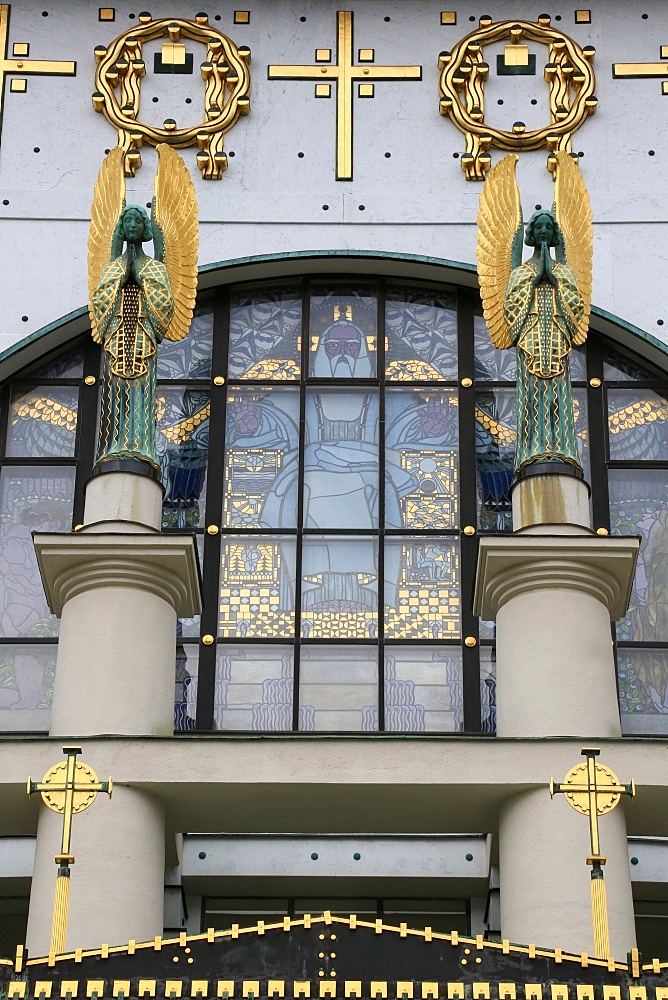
[152, 96, 159, 103]
[649, 149, 655, 156]
[2, 200, 8, 206]
[535, 204, 542, 209]
[578, 151, 584, 158]
[497, 99, 504, 105]
[300, 16, 306, 21]
[453, 152, 459, 158]
[146, 202, 151, 208]
[658, 319, 664, 326]
[129, 12, 136, 19]
[21, 316, 28, 322]
[358, 205, 365, 211]
[185, 97, 192, 104]
[384, 16, 391, 22]
[33, 147, 40, 153]
[642, 13, 649, 18]
[322, 204, 329, 211]
[555, 14, 561, 20]
[298, 151, 304, 158]
[41, 10, 48, 15]
[215, 14, 221, 19]
[531, 99, 538, 105]
[385, 152, 391, 158]
[229, 151, 235, 157]
[105, 148, 110, 154]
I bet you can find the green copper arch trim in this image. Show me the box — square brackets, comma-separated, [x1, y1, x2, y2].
[1, 250, 667, 378]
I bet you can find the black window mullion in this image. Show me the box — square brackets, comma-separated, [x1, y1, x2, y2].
[293, 278, 310, 731]
[377, 279, 386, 731]
[73, 337, 102, 527]
[457, 290, 481, 734]
[196, 288, 230, 730]
[587, 334, 610, 531]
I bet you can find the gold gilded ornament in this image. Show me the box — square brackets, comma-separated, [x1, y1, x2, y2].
[92, 13, 250, 179]
[439, 14, 596, 180]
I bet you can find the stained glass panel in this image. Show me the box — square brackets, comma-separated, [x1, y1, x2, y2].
[223, 388, 300, 528]
[618, 648, 668, 735]
[309, 287, 376, 378]
[473, 312, 517, 381]
[219, 537, 296, 638]
[609, 470, 668, 642]
[7, 386, 78, 457]
[157, 304, 213, 379]
[479, 646, 497, 734]
[303, 389, 379, 529]
[301, 537, 378, 639]
[385, 389, 459, 529]
[0, 643, 56, 732]
[604, 350, 661, 383]
[229, 287, 301, 380]
[174, 641, 199, 731]
[384, 647, 463, 732]
[212, 645, 295, 731]
[607, 389, 668, 461]
[157, 387, 210, 529]
[475, 388, 515, 531]
[385, 287, 457, 381]
[298, 646, 378, 731]
[26, 345, 84, 379]
[0, 467, 74, 637]
[385, 538, 460, 640]
[178, 535, 203, 639]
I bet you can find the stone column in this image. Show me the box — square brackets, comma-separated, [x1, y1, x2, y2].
[474, 467, 639, 954]
[27, 469, 201, 954]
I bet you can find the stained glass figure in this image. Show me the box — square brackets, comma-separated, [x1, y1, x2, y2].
[219, 537, 296, 638]
[212, 645, 295, 731]
[25, 345, 84, 379]
[384, 538, 460, 640]
[474, 311, 517, 381]
[174, 642, 199, 732]
[298, 646, 378, 732]
[385, 389, 459, 529]
[309, 288, 377, 378]
[479, 646, 497, 734]
[7, 387, 78, 458]
[0, 468, 74, 638]
[609, 470, 668, 643]
[223, 388, 300, 528]
[617, 648, 668, 735]
[157, 304, 213, 379]
[386, 287, 457, 381]
[301, 537, 378, 639]
[229, 287, 302, 380]
[607, 389, 668, 462]
[303, 389, 379, 528]
[0, 644, 57, 730]
[157, 387, 210, 528]
[384, 647, 463, 732]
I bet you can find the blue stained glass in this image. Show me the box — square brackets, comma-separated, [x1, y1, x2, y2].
[475, 388, 515, 531]
[157, 304, 213, 379]
[0, 643, 57, 731]
[303, 389, 379, 529]
[219, 536, 296, 638]
[474, 312, 586, 382]
[384, 647, 463, 733]
[7, 386, 78, 458]
[229, 288, 301, 380]
[298, 646, 378, 732]
[223, 388, 300, 528]
[604, 349, 662, 382]
[618, 649, 668, 734]
[480, 646, 497, 734]
[385, 538, 460, 640]
[301, 537, 378, 639]
[157, 387, 210, 529]
[385, 389, 459, 528]
[310, 288, 377, 378]
[26, 345, 84, 379]
[386, 287, 457, 381]
[608, 389, 668, 461]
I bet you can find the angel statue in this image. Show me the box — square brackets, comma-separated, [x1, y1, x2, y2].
[88, 145, 198, 473]
[476, 150, 593, 475]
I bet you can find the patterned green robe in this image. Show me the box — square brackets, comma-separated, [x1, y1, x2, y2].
[504, 259, 584, 474]
[92, 253, 173, 471]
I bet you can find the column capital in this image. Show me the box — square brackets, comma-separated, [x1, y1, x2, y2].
[33, 532, 202, 618]
[474, 535, 639, 621]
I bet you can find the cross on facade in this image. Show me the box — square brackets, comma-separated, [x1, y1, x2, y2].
[550, 747, 634, 959]
[268, 11, 422, 180]
[0, 4, 76, 143]
[613, 46, 668, 95]
[28, 746, 112, 954]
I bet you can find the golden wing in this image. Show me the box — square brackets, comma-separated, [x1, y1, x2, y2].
[153, 144, 199, 343]
[553, 150, 593, 346]
[87, 146, 126, 343]
[476, 154, 524, 350]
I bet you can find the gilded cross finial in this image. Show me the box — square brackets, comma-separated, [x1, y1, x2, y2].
[28, 746, 112, 955]
[268, 11, 422, 180]
[550, 747, 635, 960]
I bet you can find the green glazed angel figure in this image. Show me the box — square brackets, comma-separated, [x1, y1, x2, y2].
[88, 145, 198, 473]
[476, 151, 593, 474]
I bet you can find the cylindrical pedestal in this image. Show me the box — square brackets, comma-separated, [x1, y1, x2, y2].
[512, 469, 591, 533]
[26, 785, 165, 954]
[83, 471, 163, 531]
[499, 789, 636, 956]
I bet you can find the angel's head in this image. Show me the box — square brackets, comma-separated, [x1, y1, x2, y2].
[525, 210, 559, 248]
[120, 204, 153, 244]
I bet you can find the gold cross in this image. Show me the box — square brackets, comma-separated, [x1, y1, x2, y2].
[0, 4, 76, 141]
[28, 746, 112, 954]
[613, 46, 668, 95]
[550, 747, 634, 959]
[268, 11, 421, 180]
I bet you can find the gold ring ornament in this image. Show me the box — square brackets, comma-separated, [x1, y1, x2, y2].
[439, 14, 596, 180]
[92, 12, 250, 179]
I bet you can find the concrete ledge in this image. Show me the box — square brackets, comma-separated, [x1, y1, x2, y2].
[474, 534, 639, 621]
[33, 532, 202, 618]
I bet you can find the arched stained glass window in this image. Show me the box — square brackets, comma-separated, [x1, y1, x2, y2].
[0, 275, 665, 736]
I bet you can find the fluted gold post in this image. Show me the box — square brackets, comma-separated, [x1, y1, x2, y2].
[49, 857, 73, 955]
[589, 862, 610, 959]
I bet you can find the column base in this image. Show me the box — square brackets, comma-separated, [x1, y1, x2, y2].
[83, 471, 165, 532]
[511, 469, 592, 533]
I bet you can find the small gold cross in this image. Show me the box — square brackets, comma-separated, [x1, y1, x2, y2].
[268, 11, 422, 180]
[0, 4, 76, 147]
